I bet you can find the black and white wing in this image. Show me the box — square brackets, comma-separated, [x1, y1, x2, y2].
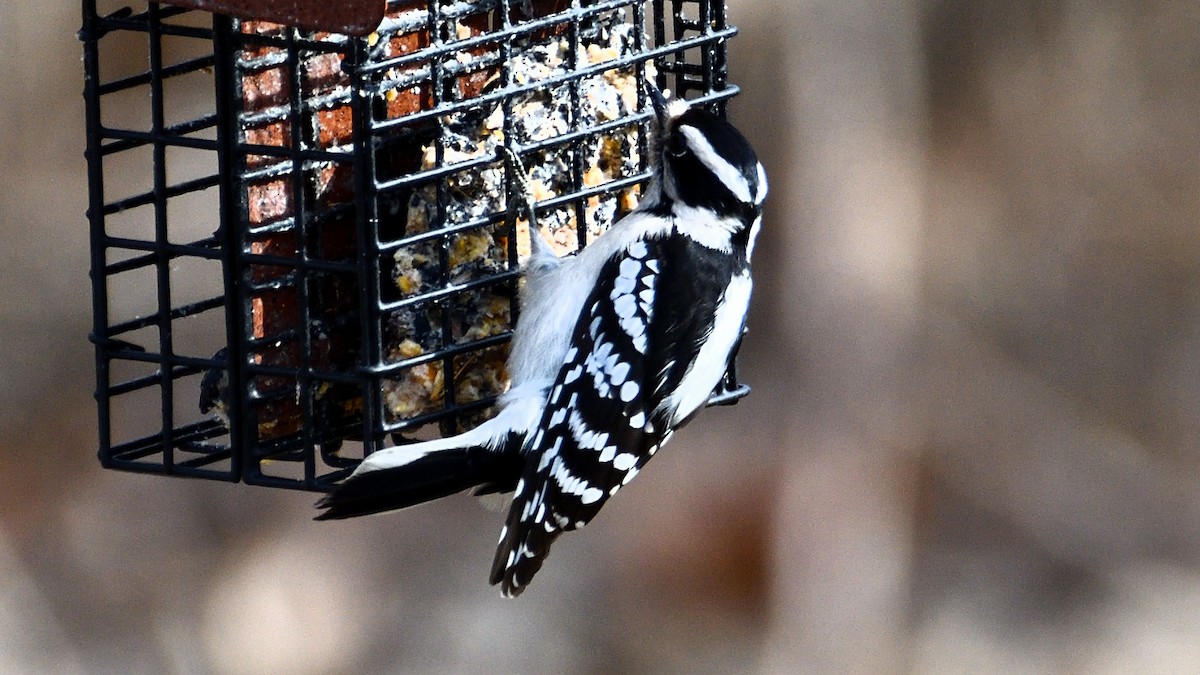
[489, 234, 747, 596]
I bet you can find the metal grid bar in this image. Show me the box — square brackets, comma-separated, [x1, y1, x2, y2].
[87, 2, 237, 480]
[86, 0, 745, 492]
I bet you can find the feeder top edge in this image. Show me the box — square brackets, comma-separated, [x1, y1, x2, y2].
[160, 0, 388, 36]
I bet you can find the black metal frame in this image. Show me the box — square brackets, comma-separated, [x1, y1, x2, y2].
[83, 0, 746, 492]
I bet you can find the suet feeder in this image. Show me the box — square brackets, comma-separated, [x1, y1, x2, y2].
[82, 0, 748, 491]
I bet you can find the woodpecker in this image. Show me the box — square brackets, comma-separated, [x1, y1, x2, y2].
[316, 84, 767, 597]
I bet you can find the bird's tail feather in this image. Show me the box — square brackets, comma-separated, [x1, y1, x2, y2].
[314, 435, 523, 520]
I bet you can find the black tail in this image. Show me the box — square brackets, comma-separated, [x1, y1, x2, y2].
[314, 444, 523, 520]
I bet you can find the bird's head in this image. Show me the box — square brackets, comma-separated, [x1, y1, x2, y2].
[646, 83, 767, 219]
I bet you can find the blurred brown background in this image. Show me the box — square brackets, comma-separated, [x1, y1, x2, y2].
[4, 1, 1200, 672]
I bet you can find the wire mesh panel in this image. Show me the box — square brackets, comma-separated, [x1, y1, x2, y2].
[84, 0, 745, 492]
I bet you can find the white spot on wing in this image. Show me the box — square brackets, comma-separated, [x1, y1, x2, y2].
[551, 456, 588, 497]
[609, 361, 630, 385]
[613, 294, 637, 319]
[625, 318, 646, 339]
[549, 407, 567, 426]
[538, 436, 563, 470]
[619, 257, 641, 279]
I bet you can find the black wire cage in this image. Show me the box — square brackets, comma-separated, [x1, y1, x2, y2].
[83, 0, 748, 492]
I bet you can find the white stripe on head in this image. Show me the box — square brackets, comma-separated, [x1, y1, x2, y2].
[677, 125, 753, 203]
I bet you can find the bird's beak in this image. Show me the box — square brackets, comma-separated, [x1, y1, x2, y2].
[646, 80, 689, 126]
[646, 80, 669, 120]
